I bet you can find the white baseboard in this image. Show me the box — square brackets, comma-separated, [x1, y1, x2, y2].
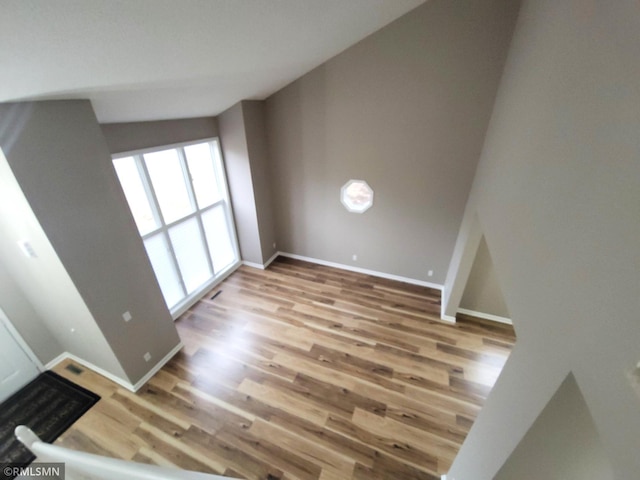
[278, 252, 444, 291]
[45, 342, 183, 393]
[440, 297, 457, 324]
[242, 251, 280, 270]
[46, 352, 136, 392]
[438, 292, 456, 324]
[457, 308, 512, 325]
[131, 342, 183, 391]
[242, 260, 265, 269]
[440, 313, 457, 324]
[263, 251, 279, 268]
[44, 352, 68, 372]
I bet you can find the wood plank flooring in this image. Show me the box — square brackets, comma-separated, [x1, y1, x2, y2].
[53, 257, 515, 479]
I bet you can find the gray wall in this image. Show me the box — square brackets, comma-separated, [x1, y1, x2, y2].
[219, 101, 276, 266]
[265, 0, 520, 284]
[242, 101, 277, 263]
[444, 0, 640, 477]
[0, 255, 63, 365]
[101, 117, 218, 154]
[0, 141, 126, 379]
[460, 236, 509, 319]
[0, 101, 181, 385]
[496, 374, 613, 480]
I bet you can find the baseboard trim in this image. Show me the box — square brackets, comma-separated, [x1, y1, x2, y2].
[263, 251, 279, 269]
[44, 352, 69, 372]
[45, 352, 136, 392]
[45, 342, 184, 393]
[242, 251, 280, 270]
[440, 314, 457, 324]
[242, 260, 265, 269]
[131, 342, 184, 391]
[457, 308, 512, 325]
[278, 252, 444, 291]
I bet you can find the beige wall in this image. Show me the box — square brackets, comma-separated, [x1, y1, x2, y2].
[265, 0, 520, 283]
[0, 253, 62, 365]
[0, 101, 181, 385]
[242, 101, 277, 263]
[219, 102, 263, 264]
[0, 144, 126, 379]
[496, 374, 613, 480]
[103, 106, 276, 266]
[219, 101, 276, 265]
[445, 0, 640, 477]
[101, 117, 218, 154]
[460, 236, 509, 319]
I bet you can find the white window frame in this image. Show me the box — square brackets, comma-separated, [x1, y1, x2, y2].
[112, 138, 241, 318]
[341, 179, 374, 213]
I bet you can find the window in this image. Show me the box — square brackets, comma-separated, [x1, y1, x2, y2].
[113, 139, 239, 315]
[341, 179, 374, 213]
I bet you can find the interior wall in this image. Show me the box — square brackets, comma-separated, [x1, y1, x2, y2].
[0, 145, 126, 379]
[218, 102, 263, 265]
[265, 0, 521, 283]
[460, 236, 509, 319]
[0, 101, 181, 385]
[218, 101, 277, 266]
[101, 116, 218, 154]
[495, 373, 613, 480]
[445, 0, 640, 478]
[102, 105, 276, 266]
[242, 101, 277, 263]
[0, 255, 62, 365]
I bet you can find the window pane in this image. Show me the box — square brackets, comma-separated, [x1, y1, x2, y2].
[341, 179, 374, 213]
[113, 157, 158, 235]
[169, 218, 211, 293]
[144, 149, 194, 224]
[113, 140, 239, 316]
[202, 205, 236, 273]
[184, 143, 221, 208]
[143, 234, 183, 309]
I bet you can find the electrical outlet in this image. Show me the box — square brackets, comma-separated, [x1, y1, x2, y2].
[144, 352, 151, 362]
[122, 311, 132, 322]
[352, 254, 358, 261]
[428, 270, 434, 277]
[273, 242, 276, 249]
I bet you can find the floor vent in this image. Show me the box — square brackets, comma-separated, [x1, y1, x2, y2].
[65, 364, 84, 375]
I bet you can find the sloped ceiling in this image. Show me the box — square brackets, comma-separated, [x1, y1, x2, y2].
[0, 0, 425, 122]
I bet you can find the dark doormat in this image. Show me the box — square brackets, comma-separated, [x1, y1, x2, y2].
[0, 370, 100, 474]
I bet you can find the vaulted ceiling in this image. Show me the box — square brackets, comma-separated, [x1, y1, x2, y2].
[0, 0, 425, 123]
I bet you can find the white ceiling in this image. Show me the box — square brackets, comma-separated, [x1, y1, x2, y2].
[0, 0, 425, 123]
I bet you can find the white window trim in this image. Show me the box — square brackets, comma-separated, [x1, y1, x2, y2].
[341, 179, 374, 213]
[112, 138, 241, 318]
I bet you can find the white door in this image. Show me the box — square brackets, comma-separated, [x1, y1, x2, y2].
[0, 310, 39, 403]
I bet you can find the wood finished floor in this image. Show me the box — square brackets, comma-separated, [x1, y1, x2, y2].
[53, 257, 515, 480]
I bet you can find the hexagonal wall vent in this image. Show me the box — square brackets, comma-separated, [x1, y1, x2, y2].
[341, 180, 373, 213]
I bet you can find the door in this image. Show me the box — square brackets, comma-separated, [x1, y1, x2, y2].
[0, 309, 39, 403]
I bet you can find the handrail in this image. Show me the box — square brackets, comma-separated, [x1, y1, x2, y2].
[15, 426, 230, 480]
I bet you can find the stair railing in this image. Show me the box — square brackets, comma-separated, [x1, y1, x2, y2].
[15, 426, 230, 480]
